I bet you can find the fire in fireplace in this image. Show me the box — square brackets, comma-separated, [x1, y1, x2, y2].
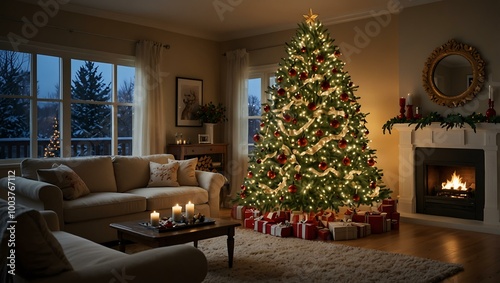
[415, 148, 484, 220]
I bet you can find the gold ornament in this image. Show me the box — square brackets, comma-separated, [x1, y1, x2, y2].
[303, 9, 318, 25]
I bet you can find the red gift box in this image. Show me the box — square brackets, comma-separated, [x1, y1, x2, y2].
[320, 211, 336, 227]
[244, 217, 255, 229]
[292, 221, 317, 240]
[383, 198, 397, 212]
[391, 212, 400, 230]
[244, 208, 255, 219]
[270, 223, 292, 237]
[231, 205, 246, 220]
[263, 211, 287, 224]
[352, 211, 369, 223]
[317, 228, 332, 241]
[254, 218, 275, 233]
[367, 213, 387, 234]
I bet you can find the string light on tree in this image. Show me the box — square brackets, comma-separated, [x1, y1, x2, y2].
[238, 9, 391, 213]
[44, 117, 60, 158]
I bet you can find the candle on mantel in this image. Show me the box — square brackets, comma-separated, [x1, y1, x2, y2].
[186, 201, 195, 222]
[407, 93, 413, 105]
[172, 204, 182, 222]
[489, 85, 494, 101]
[150, 211, 160, 226]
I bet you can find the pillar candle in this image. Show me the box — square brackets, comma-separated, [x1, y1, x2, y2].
[407, 93, 412, 105]
[172, 204, 182, 222]
[150, 211, 160, 226]
[186, 201, 195, 221]
[489, 85, 493, 101]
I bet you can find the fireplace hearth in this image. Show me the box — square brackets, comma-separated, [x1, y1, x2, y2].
[415, 148, 484, 220]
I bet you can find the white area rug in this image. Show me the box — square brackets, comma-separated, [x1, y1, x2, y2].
[196, 227, 463, 283]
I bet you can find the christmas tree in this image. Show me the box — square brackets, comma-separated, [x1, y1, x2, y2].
[44, 117, 60, 157]
[238, 10, 391, 213]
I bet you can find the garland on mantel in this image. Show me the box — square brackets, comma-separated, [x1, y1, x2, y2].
[382, 112, 500, 134]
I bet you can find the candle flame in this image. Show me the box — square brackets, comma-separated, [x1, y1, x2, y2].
[441, 171, 467, 191]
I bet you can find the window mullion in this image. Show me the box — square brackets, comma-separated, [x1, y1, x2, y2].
[30, 52, 38, 158]
[112, 64, 118, 155]
[61, 57, 72, 157]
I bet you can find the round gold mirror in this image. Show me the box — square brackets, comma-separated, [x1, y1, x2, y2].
[422, 39, 485, 107]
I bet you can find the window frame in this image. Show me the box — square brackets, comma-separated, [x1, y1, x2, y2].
[0, 41, 135, 162]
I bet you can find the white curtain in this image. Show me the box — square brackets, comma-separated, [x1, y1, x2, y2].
[133, 40, 166, 156]
[224, 49, 249, 199]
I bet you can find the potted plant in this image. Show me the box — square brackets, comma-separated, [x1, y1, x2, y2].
[194, 102, 227, 144]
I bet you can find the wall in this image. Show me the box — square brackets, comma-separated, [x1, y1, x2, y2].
[0, 0, 222, 150]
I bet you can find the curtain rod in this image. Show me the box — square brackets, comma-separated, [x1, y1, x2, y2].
[222, 43, 283, 56]
[4, 17, 170, 49]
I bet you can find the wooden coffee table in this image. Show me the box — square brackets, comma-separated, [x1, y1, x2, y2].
[110, 218, 241, 267]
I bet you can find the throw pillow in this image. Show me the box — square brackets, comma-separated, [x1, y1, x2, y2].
[148, 161, 180, 187]
[172, 158, 199, 186]
[37, 164, 90, 200]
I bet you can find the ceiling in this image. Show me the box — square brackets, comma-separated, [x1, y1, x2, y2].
[21, 0, 439, 41]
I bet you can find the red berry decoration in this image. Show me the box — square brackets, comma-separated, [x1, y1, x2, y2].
[294, 173, 302, 181]
[267, 170, 276, 179]
[277, 77, 283, 83]
[297, 137, 308, 147]
[277, 88, 286, 96]
[330, 119, 340, 128]
[301, 46, 307, 53]
[321, 80, 330, 91]
[288, 184, 298, 194]
[315, 129, 324, 137]
[342, 156, 351, 166]
[340, 92, 349, 102]
[274, 131, 280, 137]
[288, 68, 297, 77]
[332, 68, 338, 74]
[362, 144, 367, 151]
[299, 72, 308, 81]
[353, 193, 360, 202]
[257, 159, 262, 164]
[283, 113, 292, 122]
[316, 54, 325, 63]
[338, 139, 347, 149]
[260, 122, 265, 127]
[334, 50, 341, 57]
[368, 158, 376, 166]
[240, 185, 246, 191]
[263, 105, 271, 112]
[240, 192, 246, 199]
[318, 161, 328, 171]
[311, 64, 318, 72]
[247, 172, 253, 178]
[307, 102, 317, 111]
[292, 118, 298, 124]
[294, 93, 302, 99]
[277, 153, 287, 164]
[253, 134, 261, 143]
[370, 181, 377, 189]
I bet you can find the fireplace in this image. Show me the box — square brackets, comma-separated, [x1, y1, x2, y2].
[394, 123, 500, 235]
[415, 148, 484, 221]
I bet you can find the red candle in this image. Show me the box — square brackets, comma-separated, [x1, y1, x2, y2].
[399, 97, 406, 107]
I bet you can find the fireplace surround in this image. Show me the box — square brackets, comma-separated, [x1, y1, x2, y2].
[394, 123, 500, 235]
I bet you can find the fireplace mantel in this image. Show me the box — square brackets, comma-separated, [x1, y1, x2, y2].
[394, 123, 500, 234]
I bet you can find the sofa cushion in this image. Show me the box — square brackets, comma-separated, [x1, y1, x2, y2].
[125, 186, 208, 211]
[21, 156, 117, 193]
[148, 161, 180, 187]
[37, 164, 90, 200]
[63, 192, 146, 223]
[171, 158, 199, 186]
[113, 154, 174, 193]
[0, 200, 73, 279]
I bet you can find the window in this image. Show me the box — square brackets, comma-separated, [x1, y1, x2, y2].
[246, 64, 276, 154]
[0, 46, 134, 160]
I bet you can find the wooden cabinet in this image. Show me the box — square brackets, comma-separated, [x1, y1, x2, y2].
[167, 144, 228, 175]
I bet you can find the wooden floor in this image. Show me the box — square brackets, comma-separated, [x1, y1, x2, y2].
[219, 208, 500, 282]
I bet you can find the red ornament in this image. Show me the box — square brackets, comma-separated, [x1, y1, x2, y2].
[294, 173, 302, 181]
[338, 139, 347, 149]
[318, 161, 328, 171]
[321, 80, 330, 91]
[294, 93, 302, 99]
[263, 105, 271, 112]
[288, 68, 297, 77]
[277, 153, 287, 164]
[257, 159, 262, 164]
[340, 92, 349, 102]
[299, 72, 308, 81]
[301, 47, 307, 53]
[277, 88, 286, 96]
[365, 129, 370, 135]
[330, 119, 340, 128]
[240, 185, 246, 191]
[260, 122, 265, 127]
[315, 129, 324, 137]
[316, 54, 325, 63]
[307, 102, 317, 111]
[247, 172, 253, 178]
[311, 64, 318, 72]
[353, 194, 360, 202]
[332, 68, 338, 74]
[279, 195, 284, 202]
[370, 181, 377, 189]
[267, 170, 276, 179]
[288, 184, 298, 194]
[362, 144, 367, 151]
[274, 131, 280, 137]
[253, 134, 261, 143]
[368, 158, 376, 166]
[292, 118, 298, 124]
[277, 77, 283, 83]
[334, 50, 341, 57]
[297, 137, 308, 147]
[240, 192, 246, 199]
[342, 156, 351, 166]
[283, 113, 292, 122]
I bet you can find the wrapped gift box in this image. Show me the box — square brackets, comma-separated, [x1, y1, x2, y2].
[292, 221, 317, 240]
[366, 213, 387, 234]
[244, 208, 255, 219]
[269, 223, 292, 237]
[231, 205, 246, 220]
[320, 211, 336, 228]
[383, 198, 397, 212]
[379, 204, 395, 216]
[244, 217, 255, 229]
[317, 228, 332, 241]
[352, 211, 369, 223]
[352, 222, 371, 238]
[263, 211, 287, 224]
[254, 218, 275, 234]
[343, 208, 354, 222]
[290, 211, 305, 223]
[391, 212, 400, 230]
[328, 222, 357, 241]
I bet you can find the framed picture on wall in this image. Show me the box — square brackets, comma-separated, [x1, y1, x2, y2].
[176, 77, 203, 127]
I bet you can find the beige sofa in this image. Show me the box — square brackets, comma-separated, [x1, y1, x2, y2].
[0, 154, 225, 243]
[0, 200, 207, 283]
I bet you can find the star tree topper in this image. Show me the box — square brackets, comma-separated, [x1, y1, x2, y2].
[303, 8, 318, 25]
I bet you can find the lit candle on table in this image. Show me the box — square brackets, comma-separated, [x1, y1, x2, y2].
[186, 201, 195, 222]
[407, 93, 412, 105]
[150, 211, 160, 226]
[172, 204, 182, 222]
[489, 85, 493, 101]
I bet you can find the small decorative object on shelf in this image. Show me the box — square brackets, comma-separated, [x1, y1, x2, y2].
[405, 93, 413, 119]
[414, 106, 422, 119]
[486, 85, 496, 121]
[398, 97, 406, 119]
